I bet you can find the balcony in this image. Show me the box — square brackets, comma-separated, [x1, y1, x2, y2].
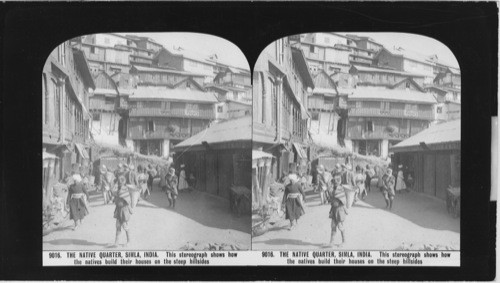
[129, 107, 215, 119]
[348, 107, 434, 120]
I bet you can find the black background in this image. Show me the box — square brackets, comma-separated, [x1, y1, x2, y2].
[1, 2, 497, 281]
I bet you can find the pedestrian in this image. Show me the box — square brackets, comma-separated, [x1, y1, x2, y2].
[137, 165, 149, 200]
[328, 190, 348, 248]
[395, 165, 407, 194]
[365, 164, 374, 192]
[159, 165, 167, 192]
[67, 174, 89, 231]
[165, 168, 179, 208]
[311, 164, 318, 191]
[281, 173, 306, 230]
[126, 164, 140, 209]
[178, 164, 189, 193]
[317, 165, 329, 205]
[100, 165, 114, 205]
[354, 165, 367, 201]
[381, 168, 396, 210]
[146, 164, 156, 193]
[341, 164, 356, 208]
[113, 188, 133, 247]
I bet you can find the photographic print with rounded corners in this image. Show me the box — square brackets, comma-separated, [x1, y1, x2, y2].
[251, 32, 461, 257]
[42, 32, 252, 254]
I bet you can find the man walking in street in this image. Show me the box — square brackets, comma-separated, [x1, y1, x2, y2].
[165, 168, 179, 208]
[382, 168, 396, 210]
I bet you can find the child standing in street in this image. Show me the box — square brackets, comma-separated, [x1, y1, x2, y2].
[113, 175, 133, 247]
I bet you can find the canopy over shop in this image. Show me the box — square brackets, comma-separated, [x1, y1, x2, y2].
[252, 150, 274, 211]
[173, 116, 252, 203]
[390, 119, 460, 200]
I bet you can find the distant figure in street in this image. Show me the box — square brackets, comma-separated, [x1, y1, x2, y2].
[137, 165, 149, 200]
[159, 165, 168, 192]
[365, 165, 374, 192]
[354, 165, 367, 201]
[67, 174, 89, 231]
[317, 165, 329, 205]
[382, 168, 396, 210]
[146, 164, 157, 193]
[178, 164, 189, 192]
[113, 192, 133, 247]
[395, 165, 407, 194]
[328, 190, 348, 247]
[311, 164, 318, 191]
[165, 168, 179, 208]
[100, 165, 115, 205]
[282, 173, 306, 230]
[406, 172, 414, 191]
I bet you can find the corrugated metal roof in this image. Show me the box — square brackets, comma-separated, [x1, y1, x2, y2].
[131, 65, 205, 77]
[130, 87, 218, 103]
[350, 87, 437, 104]
[351, 65, 425, 77]
[392, 119, 460, 149]
[175, 116, 251, 148]
[93, 88, 118, 96]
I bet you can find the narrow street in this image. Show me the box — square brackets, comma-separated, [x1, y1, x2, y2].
[43, 180, 251, 250]
[252, 186, 460, 250]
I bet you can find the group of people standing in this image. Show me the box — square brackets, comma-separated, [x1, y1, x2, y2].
[279, 159, 413, 248]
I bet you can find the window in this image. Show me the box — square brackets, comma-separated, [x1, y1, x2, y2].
[309, 45, 315, 53]
[186, 81, 191, 88]
[148, 120, 155, 132]
[57, 44, 66, 66]
[381, 101, 390, 111]
[105, 97, 115, 105]
[311, 112, 319, 121]
[90, 46, 97, 54]
[436, 106, 443, 114]
[276, 39, 285, 64]
[365, 120, 374, 132]
[405, 81, 411, 89]
[92, 112, 101, 121]
[217, 106, 223, 113]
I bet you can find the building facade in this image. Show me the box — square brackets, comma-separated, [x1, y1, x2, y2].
[346, 66, 436, 158]
[253, 37, 314, 179]
[43, 42, 96, 179]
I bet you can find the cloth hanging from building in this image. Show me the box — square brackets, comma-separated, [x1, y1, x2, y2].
[74, 143, 90, 160]
[292, 143, 307, 159]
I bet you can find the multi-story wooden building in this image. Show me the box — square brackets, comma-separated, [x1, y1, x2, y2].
[308, 70, 349, 147]
[125, 35, 164, 53]
[345, 34, 384, 53]
[253, 37, 314, 179]
[374, 47, 436, 84]
[153, 47, 216, 83]
[129, 65, 206, 87]
[74, 42, 132, 76]
[43, 42, 96, 178]
[298, 34, 352, 75]
[126, 86, 218, 157]
[346, 66, 436, 158]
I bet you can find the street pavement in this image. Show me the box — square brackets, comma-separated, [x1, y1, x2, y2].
[43, 180, 251, 250]
[252, 186, 460, 250]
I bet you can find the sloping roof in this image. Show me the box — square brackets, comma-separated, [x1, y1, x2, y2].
[129, 87, 218, 103]
[130, 65, 205, 77]
[72, 48, 96, 89]
[350, 87, 437, 104]
[350, 65, 426, 77]
[391, 77, 426, 92]
[381, 47, 435, 66]
[175, 116, 251, 149]
[313, 70, 338, 93]
[392, 119, 460, 150]
[164, 46, 217, 66]
[291, 46, 315, 89]
[93, 88, 118, 96]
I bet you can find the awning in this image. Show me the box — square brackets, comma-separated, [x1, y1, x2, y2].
[252, 150, 274, 160]
[74, 143, 89, 159]
[293, 143, 307, 159]
[42, 151, 58, 160]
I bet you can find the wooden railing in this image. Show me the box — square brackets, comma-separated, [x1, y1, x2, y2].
[348, 107, 434, 120]
[129, 107, 215, 119]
